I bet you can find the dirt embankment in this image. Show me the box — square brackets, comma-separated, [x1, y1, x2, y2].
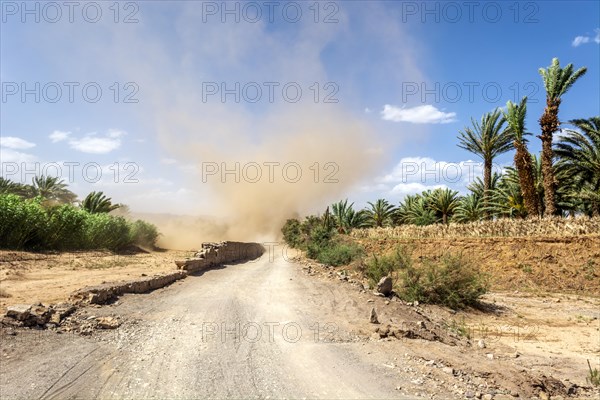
[355, 236, 600, 294]
[0, 250, 185, 313]
[0, 242, 265, 314]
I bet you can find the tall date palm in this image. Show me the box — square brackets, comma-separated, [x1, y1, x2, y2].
[458, 109, 512, 217]
[503, 97, 539, 217]
[538, 58, 587, 215]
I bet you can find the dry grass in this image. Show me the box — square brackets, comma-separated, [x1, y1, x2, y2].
[0, 287, 11, 298]
[351, 217, 600, 239]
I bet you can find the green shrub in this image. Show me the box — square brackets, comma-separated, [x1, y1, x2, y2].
[282, 218, 303, 248]
[281, 214, 362, 267]
[303, 224, 362, 266]
[309, 224, 334, 247]
[300, 215, 324, 236]
[0, 192, 160, 252]
[0, 194, 47, 249]
[84, 213, 133, 251]
[364, 245, 412, 285]
[365, 254, 397, 285]
[129, 219, 160, 248]
[397, 253, 488, 309]
[305, 224, 335, 259]
[44, 204, 88, 250]
[314, 241, 363, 267]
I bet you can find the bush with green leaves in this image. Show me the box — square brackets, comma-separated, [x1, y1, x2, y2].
[0, 194, 47, 249]
[281, 214, 362, 267]
[281, 218, 303, 248]
[84, 213, 132, 250]
[362, 245, 488, 309]
[43, 204, 88, 249]
[129, 219, 160, 248]
[304, 223, 331, 258]
[312, 239, 363, 267]
[397, 252, 488, 309]
[364, 245, 412, 285]
[0, 194, 160, 251]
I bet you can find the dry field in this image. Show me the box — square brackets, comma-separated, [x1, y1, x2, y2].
[352, 217, 600, 240]
[352, 217, 600, 294]
[0, 249, 192, 313]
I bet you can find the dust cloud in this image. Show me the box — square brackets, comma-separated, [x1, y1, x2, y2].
[98, 3, 420, 246]
[151, 102, 385, 246]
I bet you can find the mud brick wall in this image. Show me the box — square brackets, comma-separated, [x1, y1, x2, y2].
[175, 242, 264, 273]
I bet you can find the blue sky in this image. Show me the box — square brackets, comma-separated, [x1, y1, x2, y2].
[1, 0, 599, 219]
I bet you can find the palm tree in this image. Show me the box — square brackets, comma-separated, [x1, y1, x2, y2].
[555, 117, 600, 216]
[365, 199, 396, 227]
[427, 187, 460, 224]
[322, 206, 334, 230]
[538, 58, 587, 215]
[81, 191, 121, 214]
[503, 97, 539, 217]
[397, 193, 437, 226]
[454, 194, 483, 223]
[488, 175, 527, 218]
[458, 109, 512, 217]
[529, 153, 545, 215]
[331, 199, 353, 233]
[344, 209, 370, 229]
[30, 175, 77, 204]
[0, 177, 29, 196]
[396, 194, 419, 225]
[467, 172, 502, 199]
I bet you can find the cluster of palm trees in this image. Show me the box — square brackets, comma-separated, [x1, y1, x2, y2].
[329, 190, 462, 232]
[0, 175, 124, 214]
[327, 58, 598, 230]
[459, 58, 597, 219]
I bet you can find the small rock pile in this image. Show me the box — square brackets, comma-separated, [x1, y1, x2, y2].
[2, 302, 121, 335]
[3, 303, 75, 328]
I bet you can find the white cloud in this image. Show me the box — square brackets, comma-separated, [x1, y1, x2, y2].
[572, 36, 590, 47]
[364, 107, 372, 114]
[377, 156, 485, 187]
[49, 130, 71, 143]
[381, 104, 457, 124]
[107, 129, 127, 138]
[390, 182, 447, 197]
[69, 136, 121, 154]
[0, 136, 36, 149]
[572, 28, 600, 47]
[0, 148, 37, 164]
[58, 130, 127, 154]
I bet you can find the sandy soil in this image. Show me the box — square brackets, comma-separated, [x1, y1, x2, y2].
[0, 250, 192, 313]
[356, 236, 600, 294]
[1, 251, 599, 399]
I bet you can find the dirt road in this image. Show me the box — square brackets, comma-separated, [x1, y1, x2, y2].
[2, 250, 599, 399]
[1, 252, 420, 399]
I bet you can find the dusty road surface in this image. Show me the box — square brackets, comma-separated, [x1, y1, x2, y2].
[2, 250, 599, 399]
[1, 252, 420, 399]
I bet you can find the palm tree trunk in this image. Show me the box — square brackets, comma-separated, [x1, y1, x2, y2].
[483, 159, 492, 219]
[538, 99, 561, 216]
[514, 143, 539, 217]
[593, 202, 600, 217]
